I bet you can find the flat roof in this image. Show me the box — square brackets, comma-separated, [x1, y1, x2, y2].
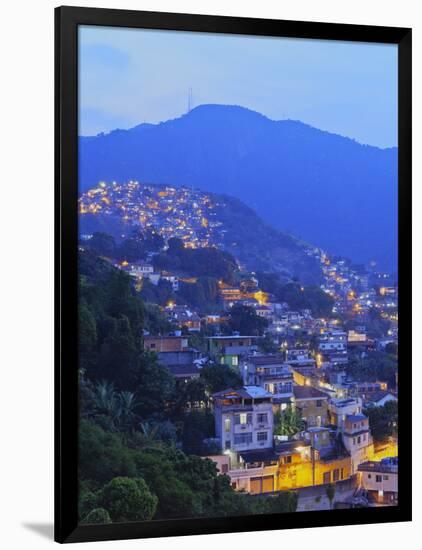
[293, 386, 329, 400]
[213, 386, 272, 399]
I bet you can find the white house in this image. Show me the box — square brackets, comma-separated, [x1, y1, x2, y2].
[212, 386, 274, 453]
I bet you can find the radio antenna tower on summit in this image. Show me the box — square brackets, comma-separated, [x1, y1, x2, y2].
[187, 87, 194, 113]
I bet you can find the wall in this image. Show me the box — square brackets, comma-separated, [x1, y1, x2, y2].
[2, 1, 419, 550]
[277, 454, 351, 490]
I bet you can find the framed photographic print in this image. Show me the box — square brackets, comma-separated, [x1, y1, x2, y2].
[55, 6, 412, 543]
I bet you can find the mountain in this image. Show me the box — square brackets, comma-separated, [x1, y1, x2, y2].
[79, 104, 398, 271]
[79, 182, 323, 285]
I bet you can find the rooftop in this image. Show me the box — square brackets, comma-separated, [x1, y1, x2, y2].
[247, 355, 285, 366]
[239, 449, 279, 463]
[166, 363, 200, 377]
[213, 386, 272, 400]
[345, 413, 367, 422]
[293, 386, 329, 400]
[358, 459, 398, 474]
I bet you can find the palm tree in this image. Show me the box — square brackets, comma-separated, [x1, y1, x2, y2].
[274, 406, 305, 436]
[91, 380, 121, 431]
[118, 391, 139, 430]
[129, 422, 163, 451]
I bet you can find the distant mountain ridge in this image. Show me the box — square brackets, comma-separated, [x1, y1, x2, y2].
[79, 104, 398, 271]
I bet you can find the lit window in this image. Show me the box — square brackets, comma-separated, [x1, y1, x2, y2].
[225, 418, 231, 432]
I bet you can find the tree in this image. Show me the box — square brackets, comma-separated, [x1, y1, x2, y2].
[88, 232, 116, 257]
[364, 400, 398, 442]
[78, 420, 137, 484]
[175, 378, 208, 412]
[135, 352, 175, 418]
[325, 483, 336, 510]
[182, 410, 215, 455]
[200, 363, 243, 394]
[97, 316, 140, 389]
[117, 237, 146, 262]
[99, 477, 158, 522]
[347, 351, 397, 388]
[258, 333, 278, 353]
[228, 304, 268, 336]
[79, 301, 97, 357]
[81, 508, 112, 525]
[274, 406, 305, 436]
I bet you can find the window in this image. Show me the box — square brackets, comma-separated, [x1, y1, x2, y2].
[232, 356, 239, 367]
[225, 440, 231, 450]
[316, 400, 323, 407]
[257, 431, 268, 441]
[357, 436, 361, 444]
[221, 464, 229, 474]
[224, 418, 231, 432]
[383, 475, 389, 480]
[368, 474, 372, 479]
[323, 472, 331, 484]
[376, 475, 382, 483]
[257, 413, 268, 424]
[150, 343, 156, 349]
[340, 468, 344, 480]
[333, 469, 340, 482]
[284, 455, 292, 464]
[353, 438, 356, 445]
[234, 433, 253, 445]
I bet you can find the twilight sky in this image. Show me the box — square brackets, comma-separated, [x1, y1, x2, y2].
[79, 25, 398, 148]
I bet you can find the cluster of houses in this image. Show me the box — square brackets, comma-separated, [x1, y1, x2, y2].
[143, 333, 398, 507]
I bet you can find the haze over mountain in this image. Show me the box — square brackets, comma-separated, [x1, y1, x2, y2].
[79, 104, 398, 271]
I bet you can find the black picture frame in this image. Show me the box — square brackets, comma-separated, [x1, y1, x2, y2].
[55, 5, 412, 543]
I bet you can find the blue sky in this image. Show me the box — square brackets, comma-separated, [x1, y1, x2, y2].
[79, 26, 398, 148]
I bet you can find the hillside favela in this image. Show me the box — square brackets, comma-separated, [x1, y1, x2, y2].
[77, 109, 398, 523]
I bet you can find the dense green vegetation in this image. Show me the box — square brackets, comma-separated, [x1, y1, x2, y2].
[346, 351, 397, 388]
[86, 229, 164, 263]
[153, 237, 238, 283]
[274, 406, 305, 437]
[364, 401, 398, 443]
[226, 304, 268, 336]
[78, 249, 297, 524]
[256, 273, 334, 317]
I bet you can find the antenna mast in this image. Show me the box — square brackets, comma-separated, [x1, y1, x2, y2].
[187, 87, 193, 113]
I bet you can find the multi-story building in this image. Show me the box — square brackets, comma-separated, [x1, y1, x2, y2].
[212, 386, 274, 453]
[318, 330, 348, 354]
[358, 457, 398, 504]
[328, 397, 363, 430]
[285, 348, 316, 369]
[293, 385, 329, 428]
[341, 413, 374, 472]
[207, 335, 258, 367]
[241, 355, 294, 410]
[144, 335, 188, 353]
[144, 334, 199, 366]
